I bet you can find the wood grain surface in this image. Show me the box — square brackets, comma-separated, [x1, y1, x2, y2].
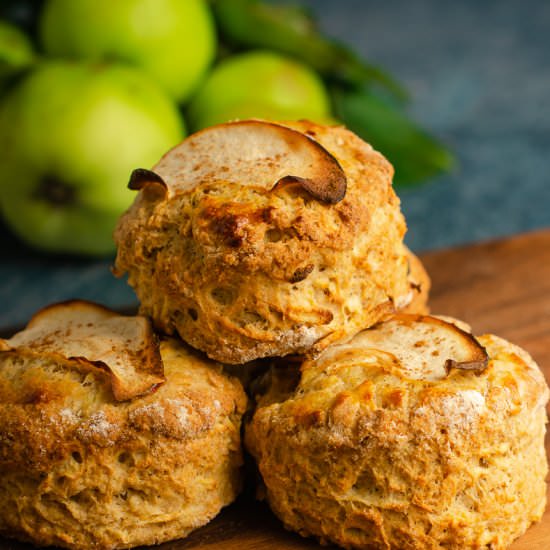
[1, 229, 549, 549]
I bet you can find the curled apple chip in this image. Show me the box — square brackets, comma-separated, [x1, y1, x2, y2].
[320, 314, 489, 381]
[0, 300, 165, 401]
[151, 119, 347, 203]
[128, 168, 168, 200]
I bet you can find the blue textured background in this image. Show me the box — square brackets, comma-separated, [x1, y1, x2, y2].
[1, 0, 549, 330]
[307, 0, 550, 251]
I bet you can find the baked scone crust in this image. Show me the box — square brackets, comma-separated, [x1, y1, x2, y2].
[114, 120, 413, 364]
[246, 317, 549, 550]
[0, 337, 247, 549]
[401, 246, 430, 315]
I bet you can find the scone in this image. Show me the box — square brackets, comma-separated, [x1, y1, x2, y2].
[246, 314, 549, 550]
[0, 301, 247, 550]
[114, 119, 417, 364]
[402, 246, 430, 315]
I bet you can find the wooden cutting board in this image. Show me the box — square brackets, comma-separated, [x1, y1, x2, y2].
[2, 229, 550, 549]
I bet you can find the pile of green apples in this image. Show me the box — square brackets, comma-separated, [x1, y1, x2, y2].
[0, 0, 454, 257]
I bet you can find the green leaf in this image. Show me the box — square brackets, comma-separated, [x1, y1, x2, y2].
[210, 0, 407, 101]
[331, 86, 455, 186]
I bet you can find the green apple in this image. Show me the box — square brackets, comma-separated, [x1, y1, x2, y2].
[39, 0, 216, 103]
[0, 60, 184, 256]
[0, 19, 34, 84]
[187, 50, 333, 131]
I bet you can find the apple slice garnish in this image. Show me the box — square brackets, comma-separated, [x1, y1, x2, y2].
[149, 119, 347, 204]
[381, 314, 489, 379]
[324, 314, 489, 381]
[0, 300, 165, 401]
[128, 167, 168, 200]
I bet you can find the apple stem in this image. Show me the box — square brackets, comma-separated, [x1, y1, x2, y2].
[34, 175, 76, 206]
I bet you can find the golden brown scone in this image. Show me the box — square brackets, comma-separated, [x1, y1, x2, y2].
[114, 119, 412, 364]
[401, 246, 431, 314]
[246, 314, 549, 550]
[0, 301, 247, 550]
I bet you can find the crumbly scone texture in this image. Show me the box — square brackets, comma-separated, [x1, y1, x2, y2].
[401, 247, 430, 315]
[114, 120, 412, 364]
[246, 324, 549, 550]
[0, 338, 247, 550]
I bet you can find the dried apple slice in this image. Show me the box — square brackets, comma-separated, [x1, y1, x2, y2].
[128, 167, 168, 200]
[322, 313, 488, 381]
[150, 119, 347, 203]
[0, 300, 165, 401]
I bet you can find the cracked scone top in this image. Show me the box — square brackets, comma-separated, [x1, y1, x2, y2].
[246, 314, 549, 550]
[0, 301, 247, 550]
[114, 119, 422, 364]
